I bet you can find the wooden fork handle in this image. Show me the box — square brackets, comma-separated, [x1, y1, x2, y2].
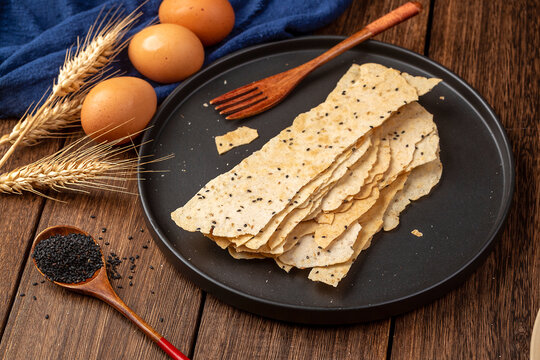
[365, 1, 423, 36]
[301, 2, 422, 71]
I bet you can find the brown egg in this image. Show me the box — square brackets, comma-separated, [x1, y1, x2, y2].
[159, 0, 235, 46]
[81, 77, 157, 144]
[128, 23, 204, 83]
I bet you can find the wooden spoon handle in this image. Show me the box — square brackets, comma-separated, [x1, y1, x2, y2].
[158, 337, 190, 360]
[100, 291, 189, 360]
[300, 2, 422, 72]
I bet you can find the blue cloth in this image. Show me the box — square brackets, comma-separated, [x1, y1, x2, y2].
[0, 0, 352, 118]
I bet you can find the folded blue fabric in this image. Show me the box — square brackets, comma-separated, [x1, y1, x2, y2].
[0, 0, 352, 119]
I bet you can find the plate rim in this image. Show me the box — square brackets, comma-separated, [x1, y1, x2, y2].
[138, 36, 515, 323]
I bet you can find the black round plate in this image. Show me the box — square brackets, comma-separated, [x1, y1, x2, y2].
[138, 37, 514, 324]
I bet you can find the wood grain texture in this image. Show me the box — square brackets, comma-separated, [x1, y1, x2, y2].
[193, 295, 389, 360]
[390, 0, 539, 359]
[192, 2, 431, 360]
[0, 165, 203, 359]
[0, 120, 62, 335]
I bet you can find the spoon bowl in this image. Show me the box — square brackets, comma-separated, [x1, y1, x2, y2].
[32, 225, 106, 292]
[32, 225, 189, 360]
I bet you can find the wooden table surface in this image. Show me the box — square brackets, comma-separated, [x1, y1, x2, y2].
[0, 1, 538, 359]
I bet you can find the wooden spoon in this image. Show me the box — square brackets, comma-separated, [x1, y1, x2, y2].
[31, 225, 189, 360]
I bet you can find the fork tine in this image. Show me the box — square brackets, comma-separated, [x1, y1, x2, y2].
[210, 83, 259, 105]
[219, 94, 268, 116]
[214, 89, 264, 111]
[225, 98, 278, 120]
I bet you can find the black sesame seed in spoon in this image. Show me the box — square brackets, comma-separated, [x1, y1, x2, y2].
[32, 233, 103, 284]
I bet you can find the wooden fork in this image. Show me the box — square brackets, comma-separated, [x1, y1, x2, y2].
[210, 1, 422, 120]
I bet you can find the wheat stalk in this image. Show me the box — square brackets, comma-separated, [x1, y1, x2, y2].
[0, 134, 173, 200]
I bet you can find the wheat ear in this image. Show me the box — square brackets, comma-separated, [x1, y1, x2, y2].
[0, 94, 84, 147]
[0, 6, 141, 169]
[53, 7, 141, 96]
[0, 134, 173, 200]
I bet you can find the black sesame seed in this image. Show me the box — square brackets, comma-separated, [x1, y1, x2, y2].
[101, 228, 107, 233]
[33, 296, 37, 300]
[142, 245, 148, 249]
[32, 282, 38, 286]
[160, 317, 164, 323]
[20, 293, 25, 297]
[90, 215, 96, 219]
[128, 236, 133, 240]
[45, 314, 49, 319]
[32, 233, 104, 284]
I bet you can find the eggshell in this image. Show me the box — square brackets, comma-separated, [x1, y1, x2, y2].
[81, 77, 157, 144]
[159, 0, 235, 46]
[128, 23, 204, 83]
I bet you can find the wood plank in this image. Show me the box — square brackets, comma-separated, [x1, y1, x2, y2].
[193, 2, 431, 359]
[194, 295, 389, 360]
[0, 120, 62, 335]
[0, 159, 203, 359]
[391, 0, 539, 359]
